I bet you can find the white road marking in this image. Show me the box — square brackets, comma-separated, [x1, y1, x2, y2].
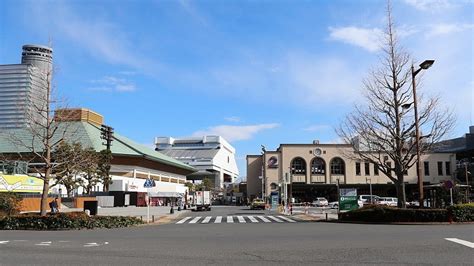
[277, 216, 296, 223]
[35, 241, 52, 246]
[227, 216, 234, 223]
[104, 242, 109, 245]
[0, 241, 10, 244]
[214, 216, 222, 223]
[237, 216, 246, 223]
[247, 216, 259, 223]
[176, 217, 192, 224]
[189, 216, 202, 224]
[84, 242, 100, 247]
[445, 238, 474, 248]
[257, 216, 271, 223]
[201, 216, 212, 223]
[267, 216, 283, 223]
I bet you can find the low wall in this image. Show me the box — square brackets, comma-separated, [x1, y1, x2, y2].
[74, 197, 97, 209]
[21, 197, 62, 212]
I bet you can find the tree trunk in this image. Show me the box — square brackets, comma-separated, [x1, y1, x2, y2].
[395, 177, 406, 208]
[40, 169, 51, 216]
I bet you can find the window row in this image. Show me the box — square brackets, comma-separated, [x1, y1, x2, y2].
[423, 161, 451, 176]
[290, 157, 345, 175]
[355, 162, 379, 176]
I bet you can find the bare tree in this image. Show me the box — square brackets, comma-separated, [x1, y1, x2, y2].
[6, 64, 78, 215]
[338, 3, 454, 208]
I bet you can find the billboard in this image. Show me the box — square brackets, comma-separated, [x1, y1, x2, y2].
[0, 175, 44, 193]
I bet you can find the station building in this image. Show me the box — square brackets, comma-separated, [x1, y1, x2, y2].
[247, 140, 456, 203]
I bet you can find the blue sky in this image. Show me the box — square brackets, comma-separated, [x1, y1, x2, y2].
[1, 0, 473, 179]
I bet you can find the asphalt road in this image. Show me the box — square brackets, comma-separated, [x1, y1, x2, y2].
[1, 206, 472, 265]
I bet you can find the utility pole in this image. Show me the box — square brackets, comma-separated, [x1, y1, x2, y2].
[100, 124, 114, 192]
[100, 125, 114, 152]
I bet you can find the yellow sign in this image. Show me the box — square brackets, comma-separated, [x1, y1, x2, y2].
[0, 175, 44, 193]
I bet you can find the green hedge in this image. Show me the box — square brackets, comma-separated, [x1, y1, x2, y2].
[448, 203, 474, 222]
[0, 193, 21, 217]
[0, 212, 143, 230]
[339, 205, 448, 223]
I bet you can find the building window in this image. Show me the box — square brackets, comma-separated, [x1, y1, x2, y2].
[291, 157, 306, 175]
[424, 161, 430, 176]
[355, 162, 361, 176]
[374, 165, 379, 175]
[311, 158, 325, 174]
[330, 158, 345, 175]
[445, 162, 451, 176]
[365, 162, 370, 176]
[438, 161, 443, 176]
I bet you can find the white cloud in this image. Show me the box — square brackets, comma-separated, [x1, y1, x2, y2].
[403, 0, 458, 11]
[426, 23, 474, 37]
[303, 124, 332, 132]
[191, 123, 280, 142]
[88, 75, 137, 92]
[328, 26, 383, 52]
[224, 116, 241, 123]
[28, 3, 159, 74]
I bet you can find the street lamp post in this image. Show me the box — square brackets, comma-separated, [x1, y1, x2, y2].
[366, 177, 372, 204]
[411, 59, 435, 207]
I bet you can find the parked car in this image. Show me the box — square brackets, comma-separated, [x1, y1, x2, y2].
[250, 199, 266, 210]
[312, 197, 329, 207]
[377, 197, 398, 207]
[328, 201, 339, 209]
[359, 195, 380, 205]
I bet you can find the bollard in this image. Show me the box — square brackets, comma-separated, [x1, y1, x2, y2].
[140, 216, 143, 221]
[325, 213, 328, 221]
[152, 215, 155, 222]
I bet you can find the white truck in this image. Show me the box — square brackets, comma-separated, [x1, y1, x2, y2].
[194, 191, 211, 211]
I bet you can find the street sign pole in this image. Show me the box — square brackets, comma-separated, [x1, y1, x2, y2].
[147, 188, 150, 223]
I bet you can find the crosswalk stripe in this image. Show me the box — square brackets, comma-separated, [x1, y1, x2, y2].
[267, 216, 283, 223]
[176, 217, 192, 224]
[277, 215, 296, 223]
[214, 216, 222, 223]
[247, 216, 259, 223]
[189, 216, 201, 224]
[237, 216, 246, 223]
[227, 216, 234, 223]
[202, 216, 212, 223]
[257, 216, 271, 223]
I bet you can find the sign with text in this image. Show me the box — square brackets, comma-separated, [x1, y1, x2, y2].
[339, 188, 358, 212]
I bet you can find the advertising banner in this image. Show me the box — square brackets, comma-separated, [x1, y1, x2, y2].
[0, 175, 44, 193]
[339, 188, 358, 212]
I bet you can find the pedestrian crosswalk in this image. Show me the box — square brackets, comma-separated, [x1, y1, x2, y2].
[176, 215, 297, 224]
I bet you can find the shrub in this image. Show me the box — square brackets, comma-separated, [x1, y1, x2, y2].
[0, 212, 143, 230]
[0, 193, 21, 216]
[448, 203, 474, 222]
[339, 205, 448, 223]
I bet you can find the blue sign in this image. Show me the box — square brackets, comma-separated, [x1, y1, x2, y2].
[144, 179, 156, 188]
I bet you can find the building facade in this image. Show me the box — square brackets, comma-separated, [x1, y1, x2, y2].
[155, 135, 239, 189]
[247, 142, 456, 203]
[0, 44, 53, 129]
[0, 109, 196, 207]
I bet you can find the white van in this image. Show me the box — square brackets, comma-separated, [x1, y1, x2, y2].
[358, 195, 380, 204]
[377, 197, 398, 207]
